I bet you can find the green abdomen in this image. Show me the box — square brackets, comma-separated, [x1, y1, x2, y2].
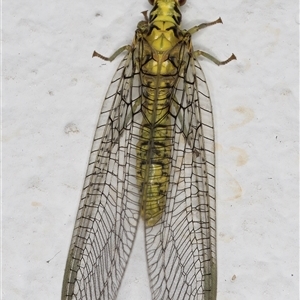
[136, 24, 180, 226]
[136, 95, 172, 226]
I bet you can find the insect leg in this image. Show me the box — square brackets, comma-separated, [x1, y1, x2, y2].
[187, 17, 224, 35]
[187, 17, 236, 65]
[193, 51, 236, 66]
[92, 45, 132, 62]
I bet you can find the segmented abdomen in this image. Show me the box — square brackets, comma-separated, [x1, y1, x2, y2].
[136, 91, 172, 226]
[137, 47, 177, 226]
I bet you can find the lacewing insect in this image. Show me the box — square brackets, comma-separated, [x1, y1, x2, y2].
[62, 1, 235, 299]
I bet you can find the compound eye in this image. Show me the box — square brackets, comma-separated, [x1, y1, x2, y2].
[148, 0, 154, 5]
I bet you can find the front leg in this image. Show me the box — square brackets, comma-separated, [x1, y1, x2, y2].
[188, 17, 223, 35]
[93, 45, 132, 62]
[188, 17, 237, 65]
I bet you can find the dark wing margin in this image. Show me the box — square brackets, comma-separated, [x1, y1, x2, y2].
[62, 49, 143, 300]
[145, 46, 217, 300]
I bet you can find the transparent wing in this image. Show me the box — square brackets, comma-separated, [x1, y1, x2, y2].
[145, 47, 217, 300]
[62, 49, 143, 300]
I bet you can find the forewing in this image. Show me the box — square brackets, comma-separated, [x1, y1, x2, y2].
[145, 47, 217, 300]
[62, 50, 143, 300]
